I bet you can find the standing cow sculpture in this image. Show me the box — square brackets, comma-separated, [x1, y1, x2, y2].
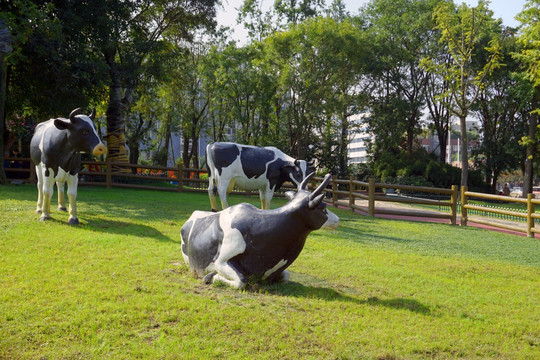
[30, 108, 106, 225]
[181, 173, 339, 289]
[206, 142, 313, 211]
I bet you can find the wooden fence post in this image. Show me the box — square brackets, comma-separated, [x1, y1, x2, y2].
[460, 186, 468, 226]
[527, 193, 534, 238]
[177, 163, 183, 192]
[332, 175, 338, 205]
[349, 175, 354, 211]
[450, 185, 458, 225]
[368, 177, 375, 217]
[106, 156, 112, 189]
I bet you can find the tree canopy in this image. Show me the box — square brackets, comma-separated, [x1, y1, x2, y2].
[1, 0, 538, 193]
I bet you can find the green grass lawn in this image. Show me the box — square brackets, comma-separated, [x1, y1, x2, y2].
[1, 184, 539, 359]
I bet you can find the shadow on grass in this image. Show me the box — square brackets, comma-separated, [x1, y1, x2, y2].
[259, 281, 433, 315]
[82, 217, 177, 243]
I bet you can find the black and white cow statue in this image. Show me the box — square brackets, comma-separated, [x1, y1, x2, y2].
[30, 108, 106, 225]
[206, 142, 313, 211]
[181, 173, 339, 289]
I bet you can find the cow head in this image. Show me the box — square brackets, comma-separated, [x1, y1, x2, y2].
[285, 173, 340, 230]
[54, 108, 106, 156]
[284, 159, 313, 187]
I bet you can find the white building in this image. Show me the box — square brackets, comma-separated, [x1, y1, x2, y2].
[347, 113, 372, 165]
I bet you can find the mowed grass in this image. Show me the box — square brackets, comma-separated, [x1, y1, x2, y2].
[1, 184, 539, 360]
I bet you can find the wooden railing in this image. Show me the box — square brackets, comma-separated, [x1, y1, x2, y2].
[3, 157, 296, 195]
[322, 176, 458, 225]
[461, 186, 539, 238]
[7, 157, 540, 237]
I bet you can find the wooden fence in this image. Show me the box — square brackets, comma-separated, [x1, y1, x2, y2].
[461, 186, 539, 238]
[4, 157, 539, 238]
[324, 176, 458, 225]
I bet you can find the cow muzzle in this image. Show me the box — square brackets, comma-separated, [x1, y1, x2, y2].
[322, 210, 340, 230]
[92, 143, 106, 156]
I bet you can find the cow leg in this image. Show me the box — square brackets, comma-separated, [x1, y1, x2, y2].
[267, 269, 290, 283]
[40, 168, 55, 221]
[35, 164, 44, 214]
[259, 188, 273, 210]
[212, 261, 246, 289]
[66, 174, 79, 225]
[226, 178, 236, 194]
[56, 181, 67, 211]
[217, 178, 231, 209]
[208, 176, 219, 212]
[211, 229, 246, 289]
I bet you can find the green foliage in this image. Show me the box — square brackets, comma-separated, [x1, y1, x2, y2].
[422, 0, 504, 186]
[1, 0, 107, 119]
[1, 186, 539, 359]
[515, 0, 540, 88]
[348, 162, 371, 181]
[371, 148, 465, 189]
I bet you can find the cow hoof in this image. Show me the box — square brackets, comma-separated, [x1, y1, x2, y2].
[203, 271, 217, 284]
[36, 209, 42, 214]
[211, 209, 217, 213]
[58, 207, 67, 212]
[39, 215, 51, 222]
[68, 217, 79, 226]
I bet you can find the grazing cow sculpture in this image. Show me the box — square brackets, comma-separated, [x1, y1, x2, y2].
[181, 173, 339, 289]
[206, 142, 313, 211]
[30, 108, 106, 225]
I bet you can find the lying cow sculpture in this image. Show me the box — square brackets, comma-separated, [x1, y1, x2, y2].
[30, 108, 106, 225]
[181, 173, 339, 289]
[206, 142, 313, 211]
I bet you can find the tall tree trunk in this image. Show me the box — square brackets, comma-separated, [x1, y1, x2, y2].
[459, 113, 469, 187]
[435, 121, 448, 163]
[523, 90, 539, 197]
[182, 133, 191, 169]
[105, 51, 130, 171]
[339, 113, 348, 177]
[0, 52, 7, 185]
[162, 122, 172, 167]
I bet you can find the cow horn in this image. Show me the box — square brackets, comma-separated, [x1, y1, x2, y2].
[89, 107, 96, 120]
[310, 173, 331, 200]
[298, 172, 315, 191]
[309, 194, 325, 210]
[69, 108, 83, 122]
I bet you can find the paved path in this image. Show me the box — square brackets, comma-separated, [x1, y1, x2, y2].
[330, 199, 529, 238]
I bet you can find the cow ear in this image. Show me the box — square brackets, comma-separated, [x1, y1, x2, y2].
[284, 191, 295, 201]
[308, 194, 325, 209]
[54, 119, 72, 130]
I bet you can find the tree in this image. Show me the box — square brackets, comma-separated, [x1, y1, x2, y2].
[361, 0, 440, 162]
[274, 0, 325, 26]
[472, 34, 530, 193]
[422, 0, 503, 187]
[238, 0, 279, 42]
[0, 19, 11, 185]
[69, 0, 217, 167]
[1, 0, 107, 126]
[514, 0, 540, 195]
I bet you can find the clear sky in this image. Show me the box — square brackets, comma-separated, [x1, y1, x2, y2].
[217, 0, 528, 43]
